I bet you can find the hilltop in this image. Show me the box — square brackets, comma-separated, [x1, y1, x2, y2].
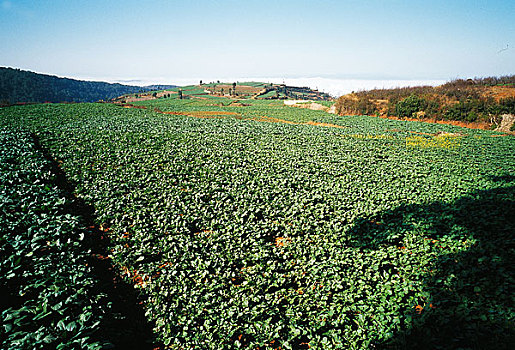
[335, 76, 515, 131]
[112, 81, 332, 103]
[0, 67, 177, 105]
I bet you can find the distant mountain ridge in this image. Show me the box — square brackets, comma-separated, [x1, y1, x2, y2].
[0, 67, 177, 104]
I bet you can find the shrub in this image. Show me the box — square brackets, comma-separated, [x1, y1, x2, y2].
[395, 95, 428, 118]
[499, 97, 515, 114]
[335, 95, 377, 116]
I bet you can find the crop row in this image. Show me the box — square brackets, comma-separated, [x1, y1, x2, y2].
[0, 125, 155, 349]
[0, 126, 111, 349]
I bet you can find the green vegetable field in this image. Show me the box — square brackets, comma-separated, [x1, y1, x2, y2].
[1, 97, 514, 349]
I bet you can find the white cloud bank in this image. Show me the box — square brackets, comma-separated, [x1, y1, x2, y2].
[77, 75, 447, 97]
[252, 77, 447, 97]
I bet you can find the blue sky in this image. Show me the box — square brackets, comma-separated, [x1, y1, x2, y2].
[1, 0, 514, 86]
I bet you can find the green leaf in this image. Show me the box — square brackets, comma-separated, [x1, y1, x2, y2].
[4, 323, 12, 333]
[66, 321, 77, 332]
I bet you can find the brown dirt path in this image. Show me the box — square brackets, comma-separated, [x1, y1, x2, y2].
[115, 103, 513, 136]
[114, 103, 347, 129]
[377, 115, 492, 130]
[377, 115, 514, 136]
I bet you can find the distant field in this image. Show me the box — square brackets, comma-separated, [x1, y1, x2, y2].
[114, 82, 332, 103]
[1, 96, 514, 349]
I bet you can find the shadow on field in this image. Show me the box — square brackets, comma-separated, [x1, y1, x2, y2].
[32, 135, 159, 349]
[348, 181, 515, 349]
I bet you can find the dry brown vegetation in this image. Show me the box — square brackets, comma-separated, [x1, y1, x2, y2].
[335, 76, 515, 130]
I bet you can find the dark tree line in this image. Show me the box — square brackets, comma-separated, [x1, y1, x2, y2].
[0, 67, 176, 104]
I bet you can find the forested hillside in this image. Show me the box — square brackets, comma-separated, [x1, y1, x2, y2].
[0, 67, 176, 105]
